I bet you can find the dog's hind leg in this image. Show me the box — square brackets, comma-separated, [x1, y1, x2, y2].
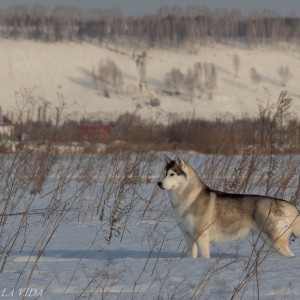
[291, 214, 300, 238]
[273, 233, 295, 257]
[273, 212, 300, 256]
[197, 233, 210, 259]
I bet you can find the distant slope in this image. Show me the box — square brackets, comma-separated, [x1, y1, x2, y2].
[1, 39, 299, 122]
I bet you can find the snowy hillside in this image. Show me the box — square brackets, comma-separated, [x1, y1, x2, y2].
[1, 39, 300, 122]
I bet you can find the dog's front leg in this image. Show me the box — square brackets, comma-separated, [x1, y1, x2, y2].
[184, 233, 198, 258]
[197, 233, 210, 259]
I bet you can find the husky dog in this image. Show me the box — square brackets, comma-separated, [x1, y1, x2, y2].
[157, 155, 300, 258]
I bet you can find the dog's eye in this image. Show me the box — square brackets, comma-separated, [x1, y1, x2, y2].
[170, 173, 175, 176]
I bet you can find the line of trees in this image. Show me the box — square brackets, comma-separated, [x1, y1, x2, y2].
[10, 91, 300, 154]
[12, 109, 300, 154]
[1, 5, 300, 45]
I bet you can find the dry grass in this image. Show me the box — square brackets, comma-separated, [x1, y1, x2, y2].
[0, 91, 299, 298]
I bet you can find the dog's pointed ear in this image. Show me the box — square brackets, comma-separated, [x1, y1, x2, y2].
[175, 155, 186, 169]
[164, 154, 172, 164]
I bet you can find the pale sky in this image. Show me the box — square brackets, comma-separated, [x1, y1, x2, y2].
[0, 0, 299, 17]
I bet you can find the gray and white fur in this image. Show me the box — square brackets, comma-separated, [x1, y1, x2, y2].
[157, 155, 300, 258]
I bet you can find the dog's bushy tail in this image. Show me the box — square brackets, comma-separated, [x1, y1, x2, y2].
[291, 214, 300, 237]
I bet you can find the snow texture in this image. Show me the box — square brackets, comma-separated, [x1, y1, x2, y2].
[1, 39, 300, 121]
[0, 153, 299, 299]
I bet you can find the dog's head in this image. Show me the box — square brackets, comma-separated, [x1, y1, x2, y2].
[157, 155, 187, 190]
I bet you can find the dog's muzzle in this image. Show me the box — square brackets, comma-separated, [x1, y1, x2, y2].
[157, 181, 164, 189]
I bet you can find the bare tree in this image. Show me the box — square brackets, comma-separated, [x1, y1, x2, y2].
[233, 53, 240, 78]
[165, 68, 185, 95]
[183, 62, 203, 101]
[135, 51, 147, 92]
[204, 63, 217, 99]
[193, 62, 203, 96]
[250, 67, 261, 87]
[96, 58, 123, 97]
[277, 65, 292, 87]
[184, 67, 197, 101]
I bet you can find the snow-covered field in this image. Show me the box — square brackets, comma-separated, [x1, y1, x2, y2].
[1, 39, 300, 121]
[1, 151, 300, 299]
[1, 37, 300, 299]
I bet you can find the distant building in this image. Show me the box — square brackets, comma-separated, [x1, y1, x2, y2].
[78, 123, 111, 142]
